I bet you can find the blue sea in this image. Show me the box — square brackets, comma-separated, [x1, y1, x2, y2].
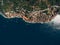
[0, 15, 60, 45]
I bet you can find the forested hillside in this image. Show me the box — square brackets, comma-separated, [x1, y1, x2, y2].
[0, 0, 60, 12]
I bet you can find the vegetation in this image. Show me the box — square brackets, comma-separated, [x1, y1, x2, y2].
[0, 0, 60, 12]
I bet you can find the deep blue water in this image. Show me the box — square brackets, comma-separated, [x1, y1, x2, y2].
[0, 15, 60, 45]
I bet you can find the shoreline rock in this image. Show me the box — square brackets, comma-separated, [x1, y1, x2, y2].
[0, 5, 60, 23]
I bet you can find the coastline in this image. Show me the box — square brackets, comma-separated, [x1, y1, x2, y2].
[0, 11, 57, 24]
[0, 11, 60, 24]
[0, 5, 60, 24]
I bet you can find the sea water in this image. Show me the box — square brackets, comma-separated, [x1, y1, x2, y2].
[0, 14, 60, 45]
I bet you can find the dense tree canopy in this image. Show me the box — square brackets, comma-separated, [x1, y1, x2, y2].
[0, 0, 60, 12]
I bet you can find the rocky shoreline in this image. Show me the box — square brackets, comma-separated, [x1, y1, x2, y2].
[0, 5, 60, 23]
[0, 0, 60, 23]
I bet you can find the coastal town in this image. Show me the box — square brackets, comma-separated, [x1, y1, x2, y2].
[0, 0, 60, 23]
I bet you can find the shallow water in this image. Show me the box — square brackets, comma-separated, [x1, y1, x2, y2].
[49, 14, 60, 29]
